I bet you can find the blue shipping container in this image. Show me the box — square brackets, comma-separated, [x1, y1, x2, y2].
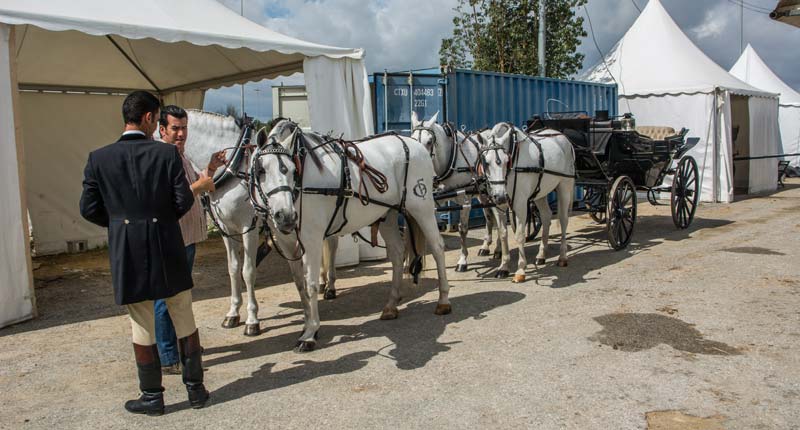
[374, 68, 617, 134]
[373, 68, 617, 228]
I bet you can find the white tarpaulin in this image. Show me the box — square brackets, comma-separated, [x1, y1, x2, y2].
[304, 56, 374, 139]
[583, 0, 780, 202]
[748, 96, 781, 193]
[0, 0, 371, 327]
[0, 23, 34, 327]
[730, 44, 800, 167]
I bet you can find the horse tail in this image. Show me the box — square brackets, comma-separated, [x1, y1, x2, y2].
[404, 214, 428, 284]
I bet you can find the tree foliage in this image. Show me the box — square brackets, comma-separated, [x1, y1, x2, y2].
[439, 0, 587, 78]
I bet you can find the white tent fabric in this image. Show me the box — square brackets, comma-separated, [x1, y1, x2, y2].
[747, 96, 781, 192]
[583, 0, 780, 202]
[0, 1, 372, 327]
[304, 56, 375, 139]
[730, 45, 800, 167]
[0, 23, 34, 328]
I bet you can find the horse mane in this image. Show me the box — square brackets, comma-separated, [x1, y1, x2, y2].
[271, 119, 326, 171]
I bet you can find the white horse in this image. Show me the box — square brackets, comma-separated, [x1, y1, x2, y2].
[181, 111, 340, 337]
[481, 122, 576, 283]
[251, 119, 452, 352]
[180, 111, 264, 336]
[409, 112, 511, 277]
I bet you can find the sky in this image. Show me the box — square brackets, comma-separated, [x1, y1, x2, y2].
[205, 0, 799, 121]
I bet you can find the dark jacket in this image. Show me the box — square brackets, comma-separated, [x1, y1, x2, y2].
[79, 133, 195, 305]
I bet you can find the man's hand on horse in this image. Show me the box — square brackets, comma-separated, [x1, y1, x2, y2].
[192, 173, 215, 194]
[208, 150, 227, 172]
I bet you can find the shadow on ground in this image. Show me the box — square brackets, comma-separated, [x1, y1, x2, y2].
[190, 290, 524, 409]
[463, 213, 733, 289]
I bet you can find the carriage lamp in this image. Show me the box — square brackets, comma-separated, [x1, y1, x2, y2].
[621, 113, 636, 132]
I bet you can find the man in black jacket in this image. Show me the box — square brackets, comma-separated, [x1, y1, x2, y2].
[79, 91, 209, 415]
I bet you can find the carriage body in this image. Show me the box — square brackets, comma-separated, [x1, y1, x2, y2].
[528, 113, 700, 249]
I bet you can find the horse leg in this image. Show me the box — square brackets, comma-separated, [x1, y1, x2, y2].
[512, 197, 535, 283]
[405, 209, 451, 315]
[534, 197, 553, 267]
[455, 196, 471, 272]
[240, 229, 261, 336]
[556, 180, 574, 267]
[221, 236, 243, 329]
[320, 236, 338, 300]
[289, 259, 309, 323]
[478, 207, 493, 257]
[378, 212, 405, 320]
[491, 208, 510, 278]
[296, 238, 322, 353]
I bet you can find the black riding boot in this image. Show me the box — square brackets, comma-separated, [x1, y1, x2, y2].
[124, 344, 165, 416]
[179, 330, 209, 409]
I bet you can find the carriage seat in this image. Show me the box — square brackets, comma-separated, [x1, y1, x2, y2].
[635, 126, 676, 141]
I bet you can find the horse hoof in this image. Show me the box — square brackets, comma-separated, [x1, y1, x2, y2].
[512, 274, 526, 283]
[294, 340, 316, 353]
[380, 307, 399, 320]
[477, 249, 490, 257]
[221, 316, 240, 329]
[558, 259, 568, 267]
[434, 304, 452, 315]
[318, 283, 326, 294]
[455, 264, 468, 272]
[324, 289, 337, 300]
[243, 323, 260, 337]
[493, 252, 502, 260]
[535, 258, 546, 265]
[495, 270, 509, 278]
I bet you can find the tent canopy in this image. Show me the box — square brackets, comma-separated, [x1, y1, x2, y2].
[0, 0, 363, 95]
[583, 0, 775, 98]
[730, 44, 800, 107]
[0, 1, 373, 327]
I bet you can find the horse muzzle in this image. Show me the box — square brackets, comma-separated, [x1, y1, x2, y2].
[273, 209, 297, 234]
[492, 193, 509, 207]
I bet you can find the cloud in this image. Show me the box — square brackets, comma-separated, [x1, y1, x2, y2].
[205, 0, 800, 117]
[691, 3, 730, 40]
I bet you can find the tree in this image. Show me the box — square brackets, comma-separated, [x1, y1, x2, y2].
[215, 103, 241, 118]
[439, 0, 587, 79]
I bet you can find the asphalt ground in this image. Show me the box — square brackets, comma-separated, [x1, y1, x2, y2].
[1, 180, 799, 429]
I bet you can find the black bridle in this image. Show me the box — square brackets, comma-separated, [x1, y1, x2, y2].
[248, 127, 305, 261]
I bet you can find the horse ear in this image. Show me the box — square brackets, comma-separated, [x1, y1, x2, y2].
[411, 111, 420, 127]
[279, 127, 297, 149]
[424, 111, 440, 127]
[256, 128, 267, 148]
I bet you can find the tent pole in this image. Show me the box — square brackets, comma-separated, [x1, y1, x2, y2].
[6, 25, 37, 319]
[105, 36, 161, 94]
[713, 87, 720, 203]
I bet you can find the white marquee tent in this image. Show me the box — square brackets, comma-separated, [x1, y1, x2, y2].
[0, 0, 374, 328]
[583, 0, 781, 203]
[730, 44, 800, 168]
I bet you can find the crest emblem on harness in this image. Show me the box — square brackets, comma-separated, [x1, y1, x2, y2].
[413, 178, 427, 199]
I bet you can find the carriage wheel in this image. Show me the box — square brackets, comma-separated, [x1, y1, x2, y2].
[589, 209, 607, 224]
[606, 176, 636, 250]
[670, 156, 699, 229]
[584, 186, 607, 224]
[525, 199, 542, 242]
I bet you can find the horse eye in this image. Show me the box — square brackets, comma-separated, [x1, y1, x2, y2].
[280, 164, 288, 174]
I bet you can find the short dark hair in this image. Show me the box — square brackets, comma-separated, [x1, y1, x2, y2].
[159, 105, 188, 126]
[122, 91, 160, 125]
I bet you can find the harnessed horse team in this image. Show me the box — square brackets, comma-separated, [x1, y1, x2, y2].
[183, 109, 575, 352]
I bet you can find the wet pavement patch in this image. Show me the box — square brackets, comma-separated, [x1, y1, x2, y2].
[590, 313, 741, 355]
[645, 410, 725, 430]
[721, 246, 785, 256]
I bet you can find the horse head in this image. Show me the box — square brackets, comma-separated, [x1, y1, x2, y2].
[252, 119, 300, 234]
[481, 122, 518, 206]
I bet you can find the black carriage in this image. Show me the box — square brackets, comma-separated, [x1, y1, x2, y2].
[527, 112, 700, 250]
